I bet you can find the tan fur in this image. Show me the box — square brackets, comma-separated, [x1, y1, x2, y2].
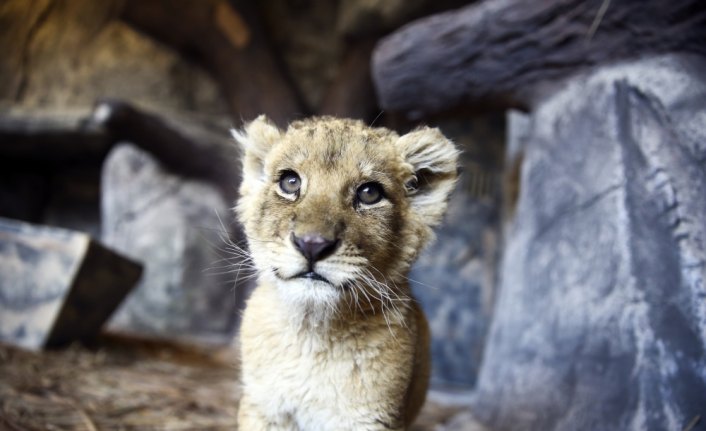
[233, 116, 458, 430]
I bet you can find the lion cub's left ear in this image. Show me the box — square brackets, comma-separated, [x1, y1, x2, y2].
[231, 115, 282, 188]
[396, 127, 459, 226]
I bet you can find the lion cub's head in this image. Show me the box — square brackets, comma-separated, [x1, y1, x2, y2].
[233, 116, 458, 319]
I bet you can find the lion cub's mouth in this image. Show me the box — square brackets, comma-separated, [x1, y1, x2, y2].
[296, 271, 329, 282]
[283, 270, 333, 286]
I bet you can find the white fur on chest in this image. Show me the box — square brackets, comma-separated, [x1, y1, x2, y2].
[239, 283, 413, 430]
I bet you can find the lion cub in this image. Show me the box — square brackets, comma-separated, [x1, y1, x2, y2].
[233, 116, 458, 430]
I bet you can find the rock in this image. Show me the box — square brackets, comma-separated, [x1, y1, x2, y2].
[372, 0, 706, 115]
[472, 54, 706, 431]
[0, 0, 228, 115]
[119, 0, 304, 125]
[411, 195, 496, 387]
[0, 217, 141, 350]
[102, 143, 243, 344]
[411, 117, 503, 387]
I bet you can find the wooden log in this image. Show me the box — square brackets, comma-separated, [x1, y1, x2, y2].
[0, 217, 142, 350]
[119, 0, 307, 126]
[372, 0, 706, 115]
[0, 102, 240, 203]
[0, 111, 110, 164]
[91, 100, 240, 203]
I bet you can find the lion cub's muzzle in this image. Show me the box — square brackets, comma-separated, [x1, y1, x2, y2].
[291, 232, 340, 278]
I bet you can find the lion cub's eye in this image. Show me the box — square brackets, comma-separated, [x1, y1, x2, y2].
[279, 170, 301, 195]
[356, 182, 384, 206]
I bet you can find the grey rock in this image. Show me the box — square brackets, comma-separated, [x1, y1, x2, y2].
[473, 54, 706, 431]
[102, 143, 242, 344]
[0, 217, 141, 350]
[412, 193, 498, 388]
[412, 117, 504, 388]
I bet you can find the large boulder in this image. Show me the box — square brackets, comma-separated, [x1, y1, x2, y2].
[473, 54, 706, 431]
[102, 143, 242, 344]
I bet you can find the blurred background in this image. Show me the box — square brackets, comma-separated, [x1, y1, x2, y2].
[1, 0, 705, 430]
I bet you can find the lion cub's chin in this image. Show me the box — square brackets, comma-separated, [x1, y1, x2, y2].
[274, 277, 343, 321]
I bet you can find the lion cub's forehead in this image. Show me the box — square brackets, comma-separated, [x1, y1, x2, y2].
[271, 118, 402, 176]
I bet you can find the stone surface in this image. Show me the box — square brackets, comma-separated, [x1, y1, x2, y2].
[0, 217, 141, 350]
[102, 143, 243, 344]
[0, 0, 228, 115]
[412, 195, 496, 387]
[372, 0, 706, 115]
[472, 54, 706, 431]
[411, 116, 504, 387]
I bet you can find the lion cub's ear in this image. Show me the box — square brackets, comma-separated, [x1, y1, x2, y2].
[396, 127, 459, 227]
[231, 115, 282, 188]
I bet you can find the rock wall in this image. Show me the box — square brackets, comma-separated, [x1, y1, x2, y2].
[472, 54, 706, 431]
[0, 0, 227, 115]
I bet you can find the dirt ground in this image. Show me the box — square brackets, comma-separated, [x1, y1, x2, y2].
[0, 335, 484, 431]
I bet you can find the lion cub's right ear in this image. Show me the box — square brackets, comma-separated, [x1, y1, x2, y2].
[231, 115, 282, 189]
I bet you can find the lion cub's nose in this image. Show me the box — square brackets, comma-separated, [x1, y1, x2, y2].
[292, 233, 339, 263]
